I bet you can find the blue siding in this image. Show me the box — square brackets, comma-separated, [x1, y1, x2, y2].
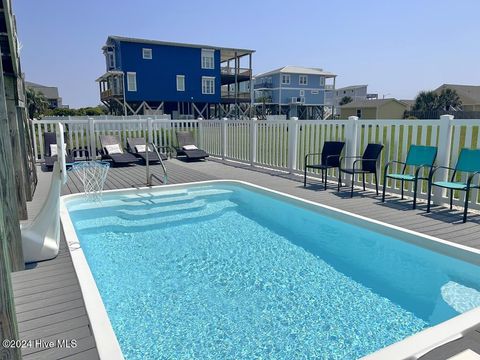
[117, 41, 221, 103]
[255, 71, 328, 105]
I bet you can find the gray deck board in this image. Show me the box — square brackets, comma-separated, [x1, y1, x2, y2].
[11, 157, 480, 359]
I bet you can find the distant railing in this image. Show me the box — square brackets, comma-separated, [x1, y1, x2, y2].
[31, 115, 480, 211]
[100, 89, 123, 100]
[221, 91, 251, 99]
[220, 67, 251, 77]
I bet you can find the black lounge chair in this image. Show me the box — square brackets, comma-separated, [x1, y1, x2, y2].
[175, 131, 209, 160]
[338, 143, 384, 197]
[43, 132, 74, 169]
[99, 135, 139, 166]
[304, 141, 345, 190]
[127, 137, 168, 164]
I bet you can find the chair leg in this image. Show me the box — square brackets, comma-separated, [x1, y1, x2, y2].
[401, 180, 404, 200]
[450, 189, 453, 210]
[427, 182, 432, 213]
[463, 189, 470, 223]
[374, 172, 379, 195]
[304, 167, 307, 187]
[338, 171, 341, 192]
[351, 172, 354, 198]
[362, 173, 366, 191]
[382, 176, 387, 203]
[413, 179, 418, 209]
[324, 169, 327, 190]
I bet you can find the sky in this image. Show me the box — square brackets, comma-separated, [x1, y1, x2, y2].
[14, 0, 480, 108]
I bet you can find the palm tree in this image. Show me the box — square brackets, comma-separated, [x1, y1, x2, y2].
[412, 91, 440, 112]
[339, 96, 353, 106]
[439, 88, 462, 111]
[26, 87, 49, 119]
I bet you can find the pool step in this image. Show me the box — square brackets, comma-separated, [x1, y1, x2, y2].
[75, 199, 238, 235]
[69, 188, 233, 220]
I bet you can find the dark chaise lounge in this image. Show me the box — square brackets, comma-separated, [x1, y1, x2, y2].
[127, 137, 168, 164]
[338, 143, 384, 197]
[99, 135, 139, 166]
[43, 132, 74, 170]
[175, 131, 209, 160]
[304, 141, 345, 190]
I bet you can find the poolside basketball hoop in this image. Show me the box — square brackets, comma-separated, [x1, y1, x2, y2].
[72, 161, 110, 202]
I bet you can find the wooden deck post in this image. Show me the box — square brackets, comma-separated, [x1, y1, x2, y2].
[0, 60, 22, 360]
[0, 53, 24, 272]
[4, 75, 28, 220]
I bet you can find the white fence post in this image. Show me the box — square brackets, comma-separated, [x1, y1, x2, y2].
[432, 114, 454, 204]
[197, 117, 204, 149]
[222, 117, 228, 160]
[88, 117, 96, 160]
[250, 117, 257, 166]
[288, 117, 299, 173]
[345, 116, 359, 185]
[147, 117, 153, 144]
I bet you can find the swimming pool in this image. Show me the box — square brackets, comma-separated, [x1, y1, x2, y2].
[62, 181, 480, 359]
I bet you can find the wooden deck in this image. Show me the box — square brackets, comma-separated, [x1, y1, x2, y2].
[11, 157, 480, 359]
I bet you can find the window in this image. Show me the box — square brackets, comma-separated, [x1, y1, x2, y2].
[142, 48, 152, 59]
[107, 52, 115, 69]
[201, 49, 215, 69]
[202, 76, 215, 94]
[300, 90, 305, 96]
[299, 75, 308, 85]
[127, 72, 137, 92]
[176, 75, 185, 91]
[356, 109, 362, 118]
[281, 74, 290, 85]
[311, 90, 319, 94]
[320, 77, 325, 86]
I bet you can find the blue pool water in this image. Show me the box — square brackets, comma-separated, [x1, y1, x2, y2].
[66, 184, 480, 359]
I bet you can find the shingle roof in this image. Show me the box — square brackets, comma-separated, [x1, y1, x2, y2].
[25, 81, 59, 99]
[336, 85, 368, 91]
[340, 98, 408, 108]
[255, 65, 336, 78]
[435, 84, 480, 104]
[107, 36, 255, 60]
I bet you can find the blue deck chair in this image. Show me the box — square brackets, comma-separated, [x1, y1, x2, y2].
[427, 148, 480, 223]
[304, 141, 345, 190]
[382, 145, 437, 209]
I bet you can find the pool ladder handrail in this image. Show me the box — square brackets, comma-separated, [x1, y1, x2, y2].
[146, 142, 168, 186]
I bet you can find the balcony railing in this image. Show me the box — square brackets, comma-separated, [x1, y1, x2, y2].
[221, 91, 251, 99]
[220, 67, 252, 77]
[100, 89, 123, 100]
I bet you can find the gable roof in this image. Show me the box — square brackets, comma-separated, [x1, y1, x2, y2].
[25, 81, 59, 99]
[340, 98, 408, 109]
[434, 84, 480, 104]
[255, 65, 336, 78]
[106, 36, 255, 62]
[336, 85, 368, 91]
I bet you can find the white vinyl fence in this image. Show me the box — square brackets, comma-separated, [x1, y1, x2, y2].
[32, 115, 480, 211]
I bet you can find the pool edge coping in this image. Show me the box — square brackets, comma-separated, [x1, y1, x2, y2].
[60, 179, 480, 360]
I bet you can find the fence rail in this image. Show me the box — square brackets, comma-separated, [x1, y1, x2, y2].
[32, 115, 480, 211]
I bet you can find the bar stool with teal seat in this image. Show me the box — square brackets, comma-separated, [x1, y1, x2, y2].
[382, 145, 437, 209]
[427, 148, 480, 223]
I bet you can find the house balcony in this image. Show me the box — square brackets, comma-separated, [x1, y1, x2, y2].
[220, 67, 252, 85]
[221, 90, 251, 103]
[100, 88, 123, 101]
